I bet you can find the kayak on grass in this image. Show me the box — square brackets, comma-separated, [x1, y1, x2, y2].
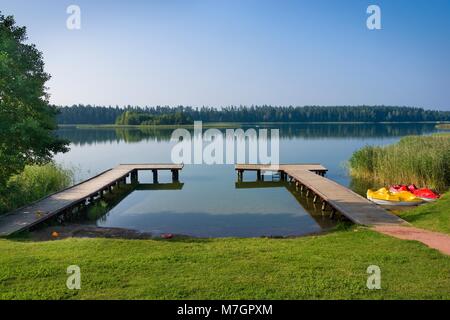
[389, 184, 440, 202]
[367, 187, 424, 206]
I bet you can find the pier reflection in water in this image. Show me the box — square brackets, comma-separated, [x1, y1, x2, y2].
[72, 175, 338, 238]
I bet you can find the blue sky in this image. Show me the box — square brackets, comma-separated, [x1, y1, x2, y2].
[1, 0, 450, 110]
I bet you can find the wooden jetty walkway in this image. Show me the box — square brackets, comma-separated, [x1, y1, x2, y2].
[0, 164, 183, 237]
[235, 164, 406, 226]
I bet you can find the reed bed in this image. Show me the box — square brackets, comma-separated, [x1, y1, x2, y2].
[436, 123, 450, 129]
[348, 134, 450, 190]
[0, 163, 74, 215]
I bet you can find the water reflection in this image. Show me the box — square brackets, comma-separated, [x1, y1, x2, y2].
[75, 179, 337, 238]
[53, 123, 440, 237]
[236, 180, 338, 231]
[57, 123, 438, 146]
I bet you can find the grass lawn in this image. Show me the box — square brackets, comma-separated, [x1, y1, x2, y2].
[399, 191, 450, 235]
[1, 227, 449, 300]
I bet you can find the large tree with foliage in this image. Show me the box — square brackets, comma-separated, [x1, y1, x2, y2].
[0, 13, 68, 187]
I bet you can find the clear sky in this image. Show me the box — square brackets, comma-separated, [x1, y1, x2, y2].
[1, 0, 450, 110]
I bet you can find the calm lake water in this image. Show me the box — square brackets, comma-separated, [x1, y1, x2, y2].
[54, 123, 440, 237]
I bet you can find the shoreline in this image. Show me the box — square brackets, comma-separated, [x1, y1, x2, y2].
[57, 121, 450, 129]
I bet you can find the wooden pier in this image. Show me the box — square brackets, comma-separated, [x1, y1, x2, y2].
[235, 164, 406, 226]
[235, 163, 327, 181]
[0, 164, 183, 237]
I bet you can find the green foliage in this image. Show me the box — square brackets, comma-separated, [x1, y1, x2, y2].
[57, 105, 450, 125]
[0, 13, 68, 187]
[115, 110, 193, 125]
[348, 134, 450, 190]
[0, 228, 449, 299]
[0, 163, 73, 214]
[85, 185, 133, 221]
[86, 200, 109, 221]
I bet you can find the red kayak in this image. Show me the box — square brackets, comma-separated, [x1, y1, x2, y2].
[389, 184, 440, 202]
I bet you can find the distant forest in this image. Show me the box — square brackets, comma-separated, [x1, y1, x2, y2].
[56, 105, 450, 125]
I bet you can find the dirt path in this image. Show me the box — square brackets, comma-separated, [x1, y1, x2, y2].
[374, 225, 450, 256]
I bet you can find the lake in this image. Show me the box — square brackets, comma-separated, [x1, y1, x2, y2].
[54, 123, 440, 237]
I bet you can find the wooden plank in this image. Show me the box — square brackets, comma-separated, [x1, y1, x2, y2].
[0, 163, 184, 236]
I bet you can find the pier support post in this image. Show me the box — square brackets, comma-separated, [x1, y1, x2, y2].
[237, 170, 243, 182]
[152, 170, 159, 184]
[131, 170, 139, 184]
[321, 201, 327, 211]
[313, 194, 318, 203]
[330, 209, 336, 219]
[256, 170, 261, 181]
[171, 169, 179, 182]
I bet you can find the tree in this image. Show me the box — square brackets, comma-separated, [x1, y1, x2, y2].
[0, 13, 68, 187]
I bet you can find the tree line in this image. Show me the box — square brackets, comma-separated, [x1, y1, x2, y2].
[56, 105, 450, 125]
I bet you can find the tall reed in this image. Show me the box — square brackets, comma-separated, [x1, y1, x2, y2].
[436, 123, 450, 129]
[0, 163, 74, 214]
[348, 134, 450, 190]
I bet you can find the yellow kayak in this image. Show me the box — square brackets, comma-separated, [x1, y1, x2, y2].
[367, 187, 424, 206]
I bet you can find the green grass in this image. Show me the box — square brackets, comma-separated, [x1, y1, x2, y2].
[348, 134, 450, 190]
[1, 227, 449, 300]
[398, 191, 450, 235]
[0, 163, 74, 215]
